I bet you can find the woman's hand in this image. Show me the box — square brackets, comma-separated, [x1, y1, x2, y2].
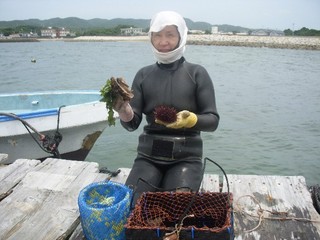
[156, 110, 198, 129]
[113, 99, 134, 122]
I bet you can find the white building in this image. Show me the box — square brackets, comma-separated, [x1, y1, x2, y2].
[189, 30, 205, 34]
[41, 27, 56, 38]
[120, 27, 144, 36]
[58, 28, 71, 37]
[211, 26, 219, 34]
[41, 27, 73, 38]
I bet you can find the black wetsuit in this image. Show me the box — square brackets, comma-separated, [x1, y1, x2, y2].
[121, 57, 219, 203]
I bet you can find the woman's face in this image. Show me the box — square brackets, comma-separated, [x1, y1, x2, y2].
[151, 25, 180, 53]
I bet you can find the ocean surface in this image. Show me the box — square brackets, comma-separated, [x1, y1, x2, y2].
[1, 41, 319, 186]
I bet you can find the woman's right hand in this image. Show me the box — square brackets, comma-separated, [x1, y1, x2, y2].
[113, 97, 134, 122]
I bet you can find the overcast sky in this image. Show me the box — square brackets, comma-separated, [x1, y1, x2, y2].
[0, 0, 319, 30]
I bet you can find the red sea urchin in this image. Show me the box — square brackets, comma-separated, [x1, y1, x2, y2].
[154, 105, 177, 123]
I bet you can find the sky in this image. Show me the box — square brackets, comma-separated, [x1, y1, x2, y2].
[0, 0, 319, 30]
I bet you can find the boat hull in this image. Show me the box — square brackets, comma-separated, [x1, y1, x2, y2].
[0, 91, 109, 164]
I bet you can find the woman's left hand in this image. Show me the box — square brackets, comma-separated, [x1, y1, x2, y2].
[157, 110, 197, 129]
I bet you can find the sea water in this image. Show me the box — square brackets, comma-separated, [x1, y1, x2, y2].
[0, 41, 319, 186]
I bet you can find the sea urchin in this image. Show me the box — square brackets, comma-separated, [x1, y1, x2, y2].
[154, 105, 177, 123]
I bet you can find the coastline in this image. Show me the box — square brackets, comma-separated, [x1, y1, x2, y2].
[0, 38, 39, 43]
[2, 35, 320, 50]
[71, 35, 320, 50]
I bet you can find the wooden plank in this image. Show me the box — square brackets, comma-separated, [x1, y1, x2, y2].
[0, 186, 53, 237]
[33, 157, 100, 175]
[21, 171, 77, 191]
[0, 159, 109, 240]
[6, 172, 109, 240]
[200, 173, 220, 192]
[110, 167, 130, 184]
[223, 175, 320, 240]
[0, 159, 41, 197]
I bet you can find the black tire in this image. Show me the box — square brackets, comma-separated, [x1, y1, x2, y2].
[310, 185, 320, 214]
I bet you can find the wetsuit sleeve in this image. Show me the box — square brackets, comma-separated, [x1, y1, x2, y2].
[120, 71, 144, 131]
[192, 65, 219, 132]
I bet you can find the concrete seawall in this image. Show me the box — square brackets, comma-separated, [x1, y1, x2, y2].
[72, 35, 320, 50]
[187, 34, 320, 50]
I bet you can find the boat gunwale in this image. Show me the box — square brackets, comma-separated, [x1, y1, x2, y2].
[0, 90, 103, 122]
[0, 89, 101, 97]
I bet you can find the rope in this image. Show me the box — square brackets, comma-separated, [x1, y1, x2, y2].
[235, 194, 320, 233]
[40, 105, 65, 158]
[163, 214, 194, 240]
[0, 106, 65, 158]
[0, 112, 43, 136]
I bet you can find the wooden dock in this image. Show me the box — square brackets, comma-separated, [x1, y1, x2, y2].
[0, 156, 319, 240]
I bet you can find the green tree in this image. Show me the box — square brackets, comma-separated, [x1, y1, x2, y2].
[284, 29, 293, 36]
[1, 27, 14, 36]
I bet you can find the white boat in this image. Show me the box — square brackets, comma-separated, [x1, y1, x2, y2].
[0, 90, 110, 164]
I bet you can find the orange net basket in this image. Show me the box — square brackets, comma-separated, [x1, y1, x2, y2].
[125, 191, 234, 240]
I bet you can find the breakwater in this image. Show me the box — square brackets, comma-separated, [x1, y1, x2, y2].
[187, 34, 320, 50]
[72, 35, 320, 50]
[2, 35, 318, 50]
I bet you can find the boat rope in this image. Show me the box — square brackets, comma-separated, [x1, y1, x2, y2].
[0, 106, 65, 159]
[234, 194, 320, 233]
[40, 105, 65, 158]
[0, 112, 43, 135]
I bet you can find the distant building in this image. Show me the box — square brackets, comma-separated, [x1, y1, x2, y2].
[20, 32, 39, 38]
[269, 31, 284, 36]
[41, 27, 74, 38]
[57, 28, 71, 37]
[251, 29, 284, 36]
[211, 26, 219, 34]
[120, 27, 144, 36]
[41, 27, 57, 38]
[189, 30, 205, 34]
[8, 33, 21, 38]
[235, 32, 249, 36]
[251, 30, 269, 36]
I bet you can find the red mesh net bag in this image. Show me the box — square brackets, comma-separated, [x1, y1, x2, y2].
[125, 191, 233, 239]
[125, 157, 234, 240]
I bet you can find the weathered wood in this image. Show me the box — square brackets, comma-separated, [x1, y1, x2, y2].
[0, 159, 41, 197]
[0, 158, 109, 240]
[223, 175, 320, 240]
[200, 173, 220, 192]
[111, 167, 131, 184]
[2, 160, 320, 240]
[68, 224, 86, 240]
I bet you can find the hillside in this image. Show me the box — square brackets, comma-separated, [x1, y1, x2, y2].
[0, 17, 251, 33]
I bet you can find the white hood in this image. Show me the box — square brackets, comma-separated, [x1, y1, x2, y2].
[148, 11, 188, 64]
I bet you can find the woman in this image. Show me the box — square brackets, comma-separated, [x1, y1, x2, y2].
[114, 11, 219, 204]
